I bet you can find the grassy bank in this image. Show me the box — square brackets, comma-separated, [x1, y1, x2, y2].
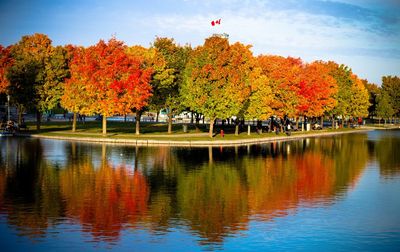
[18, 121, 382, 142]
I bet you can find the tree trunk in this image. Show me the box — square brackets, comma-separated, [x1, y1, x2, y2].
[36, 111, 41, 131]
[102, 115, 107, 136]
[72, 112, 77, 132]
[18, 110, 22, 125]
[124, 114, 127, 123]
[209, 118, 215, 138]
[135, 110, 142, 135]
[156, 111, 159, 123]
[195, 114, 200, 132]
[320, 116, 324, 129]
[167, 107, 173, 134]
[190, 111, 194, 124]
[235, 123, 239, 136]
[248, 124, 251, 135]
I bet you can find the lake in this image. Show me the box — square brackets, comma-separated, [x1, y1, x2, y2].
[0, 130, 399, 251]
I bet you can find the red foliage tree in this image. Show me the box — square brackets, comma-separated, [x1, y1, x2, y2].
[297, 61, 338, 118]
[62, 39, 153, 135]
[0, 45, 13, 94]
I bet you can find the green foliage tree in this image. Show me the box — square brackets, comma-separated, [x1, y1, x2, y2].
[183, 36, 252, 137]
[363, 80, 380, 119]
[243, 68, 273, 122]
[348, 75, 370, 118]
[381, 76, 400, 117]
[151, 37, 191, 134]
[7, 33, 53, 130]
[39, 46, 71, 114]
[376, 91, 394, 124]
[326, 62, 353, 120]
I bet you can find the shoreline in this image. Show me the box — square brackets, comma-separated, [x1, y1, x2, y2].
[14, 128, 384, 147]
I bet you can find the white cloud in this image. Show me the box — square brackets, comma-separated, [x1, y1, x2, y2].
[143, 2, 399, 84]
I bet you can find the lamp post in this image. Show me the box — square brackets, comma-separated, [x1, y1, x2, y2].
[7, 94, 10, 122]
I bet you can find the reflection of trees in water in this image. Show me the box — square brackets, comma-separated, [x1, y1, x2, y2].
[172, 135, 368, 245]
[0, 138, 65, 238]
[245, 152, 335, 220]
[59, 149, 149, 242]
[0, 133, 372, 246]
[177, 162, 248, 244]
[373, 130, 400, 177]
[306, 134, 369, 193]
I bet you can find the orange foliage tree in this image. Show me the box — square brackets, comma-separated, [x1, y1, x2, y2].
[0, 45, 13, 94]
[297, 61, 338, 119]
[257, 55, 302, 118]
[62, 39, 153, 135]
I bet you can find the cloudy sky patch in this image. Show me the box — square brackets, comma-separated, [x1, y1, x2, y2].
[0, 0, 399, 84]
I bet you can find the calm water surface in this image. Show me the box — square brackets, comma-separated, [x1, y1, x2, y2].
[0, 130, 399, 251]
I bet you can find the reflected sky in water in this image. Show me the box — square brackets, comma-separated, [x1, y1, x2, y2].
[0, 130, 399, 251]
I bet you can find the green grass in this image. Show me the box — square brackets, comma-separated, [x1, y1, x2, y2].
[21, 121, 375, 141]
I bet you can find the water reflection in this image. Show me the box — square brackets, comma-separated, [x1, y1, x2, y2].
[0, 131, 398, 248]
[59, 148, 149, 242]
[370, 130, 400, 178]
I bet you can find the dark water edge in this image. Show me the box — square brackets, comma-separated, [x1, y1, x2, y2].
[0, 130, 399, 251]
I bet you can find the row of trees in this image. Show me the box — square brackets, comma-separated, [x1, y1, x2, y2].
[1, 33, 399, 137]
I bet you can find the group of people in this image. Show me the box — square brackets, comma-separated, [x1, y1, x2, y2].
[0, 120, 19, 132]
[254, 116, 293, 136]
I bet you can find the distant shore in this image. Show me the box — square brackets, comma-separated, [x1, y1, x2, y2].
[15, 126, 398, 147]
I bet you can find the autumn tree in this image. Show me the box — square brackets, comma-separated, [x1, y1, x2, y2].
[381, 76, 400, 118]
[326, 62, 352, 121]
[243, 67, 273, 132]
[151, 37, 191, 134]
[126, 45, 167, 134]
[363, 80, 380, 119]
[348, 74, 370, 118]
[297, 61, 338, 121]
[0, 45, 13, 94]
[7, 33, 52, 129]
[326, 62, 369, 125]
[61, 46, 93, 132]
[63, 39, 152, 136]
[182, 36, 252, 137]
[376, 91, 394, 124]
[39, 46, 72, 115]
[228, 42, 258, 135]
[256, 55, 303, 131]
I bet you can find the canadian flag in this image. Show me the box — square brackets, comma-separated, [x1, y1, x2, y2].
[211, 19, 221, 26]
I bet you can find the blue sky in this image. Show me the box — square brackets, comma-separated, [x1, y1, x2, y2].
[0, 0, 399, 84]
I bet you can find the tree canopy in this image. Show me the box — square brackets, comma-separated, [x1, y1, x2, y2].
[3, 33, 398, 137]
